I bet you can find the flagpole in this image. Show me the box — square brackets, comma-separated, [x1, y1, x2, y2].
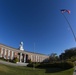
[61, 13, 76, 42]
[33, 42, 35, 70]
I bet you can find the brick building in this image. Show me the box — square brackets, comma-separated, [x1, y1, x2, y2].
[0, 42, 49, 63]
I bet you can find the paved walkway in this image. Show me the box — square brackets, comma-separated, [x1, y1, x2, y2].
[73, 66, 76, 75]
[0, 60, 28, 66]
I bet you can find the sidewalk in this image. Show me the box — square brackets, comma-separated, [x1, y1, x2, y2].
[73, 66, 76, 75]
[0, 60, 28, 66]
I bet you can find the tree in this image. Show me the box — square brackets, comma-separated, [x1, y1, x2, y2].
[49, 53, 59, 63]
[59, 47, 76, 60]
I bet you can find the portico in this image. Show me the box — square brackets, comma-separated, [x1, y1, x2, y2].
[18, 42, 28, 63]
[18, 53, 27, 63]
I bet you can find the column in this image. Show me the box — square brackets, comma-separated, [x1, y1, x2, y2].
[3, 49, 5, 57]
[31, 55, 32, 61]
[39, 57, 40, 62]
[40, 57, 41, 62]
[10, 51, 12, 60]
[0, 48, 3, 57]
[41, 57, 42, 62]
[38, 56, 39, 62]
[8, 50, 10, 59]
[24, 54, 26, 63]
[36, 55, 37, 62]
[0, 48, 2, 57]
[34, 55, 35, 62]
[42, 57, 43, 62]
[11, 51, 14, 60]
[20, 53, 22, 62]
[4, 49, 6, 59]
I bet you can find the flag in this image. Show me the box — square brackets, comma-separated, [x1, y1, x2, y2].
[61, 9, 70, 14]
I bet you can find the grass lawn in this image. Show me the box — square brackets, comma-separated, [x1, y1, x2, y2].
[0, 64, 74, 75]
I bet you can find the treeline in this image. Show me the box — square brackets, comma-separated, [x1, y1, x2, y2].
[48, 47, 76, 62]
[59, 47, 76, 61]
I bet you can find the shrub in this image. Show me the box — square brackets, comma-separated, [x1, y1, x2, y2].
[60, 61, 74, 69]
[13, 57, 19, 63]
[27, 62, 40, 67]
[27, 63, 33, 67]
[36, 61, 74, 69]
[27, 61, 74, 69]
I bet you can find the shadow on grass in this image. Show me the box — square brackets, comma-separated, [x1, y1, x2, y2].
[36, 67, 69, 73]
[45, 68, 65, 73]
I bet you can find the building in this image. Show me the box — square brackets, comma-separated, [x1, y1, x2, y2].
[0, 42, 49, 63]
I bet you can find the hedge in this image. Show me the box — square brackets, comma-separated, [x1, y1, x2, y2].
[27, 61, 74, 69]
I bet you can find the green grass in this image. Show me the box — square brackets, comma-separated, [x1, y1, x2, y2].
[0, 64, 74, 75]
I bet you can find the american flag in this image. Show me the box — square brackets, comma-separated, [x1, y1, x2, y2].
[61, 9, 70, 14]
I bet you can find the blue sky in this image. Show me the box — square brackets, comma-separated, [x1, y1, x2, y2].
[0, 0, 76, 55]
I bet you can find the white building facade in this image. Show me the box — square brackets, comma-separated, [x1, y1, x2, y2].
[0, 43, 49, 63]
